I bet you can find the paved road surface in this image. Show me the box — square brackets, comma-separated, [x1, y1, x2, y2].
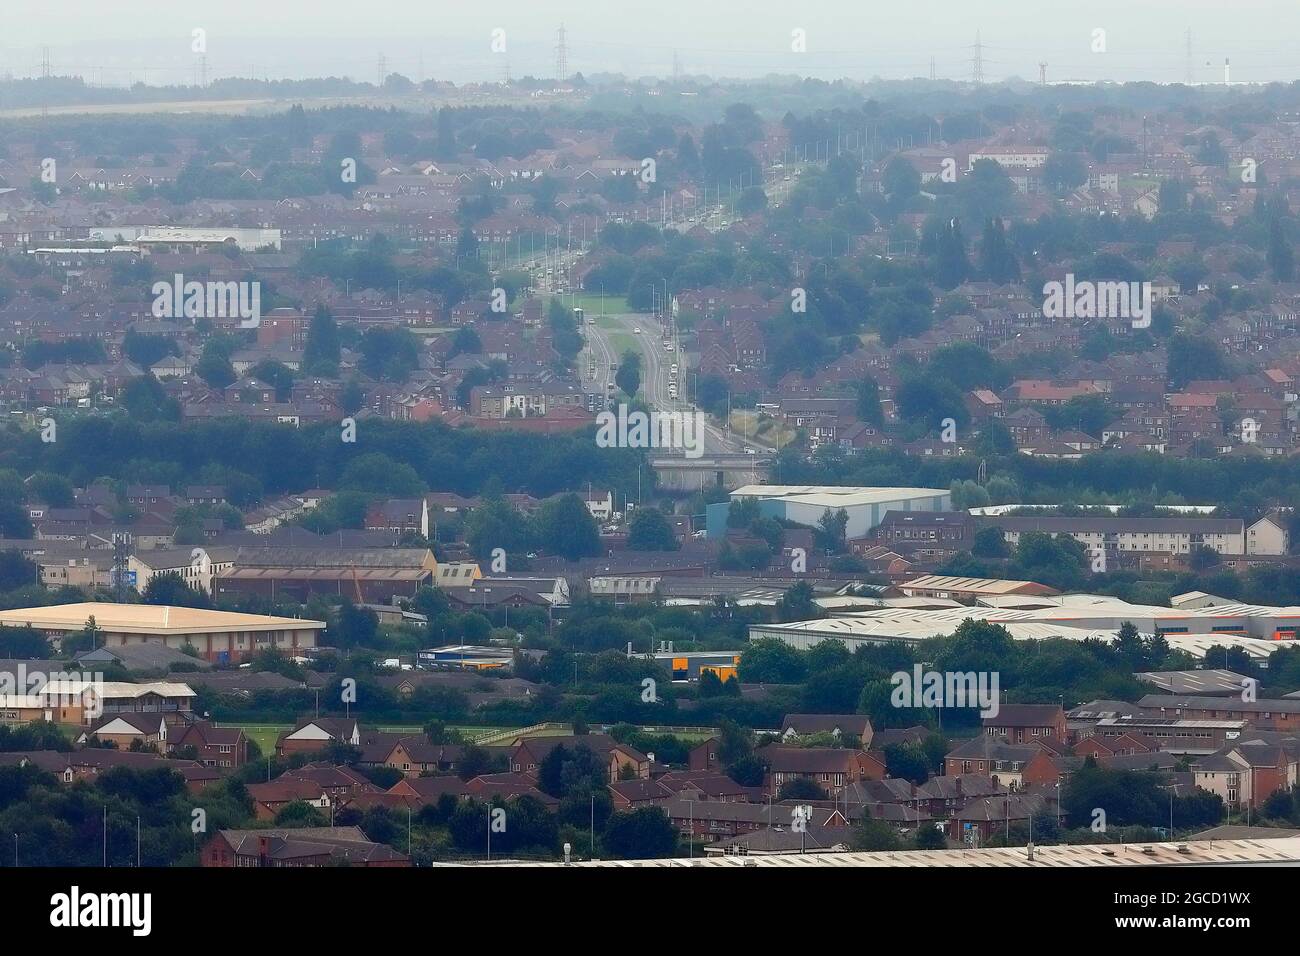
[582, 312, 771, 456]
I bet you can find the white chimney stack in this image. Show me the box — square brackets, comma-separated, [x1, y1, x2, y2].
[1224, 58, 1230, 85]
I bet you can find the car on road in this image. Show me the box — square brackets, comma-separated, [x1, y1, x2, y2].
[633, 327, 642, 334]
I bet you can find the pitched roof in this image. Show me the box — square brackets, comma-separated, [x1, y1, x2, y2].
[214, 827, 407, 864]
[763, 747, 868, 773]
[984, 704, 1063, 726]
[780, 714, 872, 737]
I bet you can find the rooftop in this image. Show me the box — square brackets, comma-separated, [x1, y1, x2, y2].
[0, 602, 325, 635]
[730, 485, 950, 507]
[480, 837, 1300, 867]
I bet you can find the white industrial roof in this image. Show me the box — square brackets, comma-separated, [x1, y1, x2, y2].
[755, 595, 1292, 661]
[463, 837, 1300, 867]
[730, 485, 949, 507]
[969, 504, 1219, 516]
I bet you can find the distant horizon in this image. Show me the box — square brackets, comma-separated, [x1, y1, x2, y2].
[3, 0, 1300, 87]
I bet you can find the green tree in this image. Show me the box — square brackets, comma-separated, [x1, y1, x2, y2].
[274, 800, 327, 828]
[777, 776, 828, 800]
[851, 818, 903, 851]
[978, 217, 1020, 283]
[535, 494, 601, 561]
[777, 582, 820, 623]
[856, 375, 883, 426]
[195, 341, 236, 389]
[303, 306, 341, 375]
[739, 638, 808, 683]
[626, 508, 678, 551]
[615, 352, 642, 398]
[140, 570, 209, 609]
[972, 526, 1008, 558]
[1268, 216, 1295, 282]
[913, 825, 947, 850]
[1113, 621, 1146, 670]
[603, 807, 678, 859]
[816, 507, 849, 554]
[934, 217, 969, 290]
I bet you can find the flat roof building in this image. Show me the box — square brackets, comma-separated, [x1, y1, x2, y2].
[707, 485, 951, 540]
[897, 574, 1059, 602]
[0, 602, 325, 664]
[749, 593, 1300, 664]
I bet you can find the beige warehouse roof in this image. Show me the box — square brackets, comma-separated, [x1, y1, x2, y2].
[0, 602, 324, 635]
[902, 574, 1058, 595]
[217, 568, 429, 581]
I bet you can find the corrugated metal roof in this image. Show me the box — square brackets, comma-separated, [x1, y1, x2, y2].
[454, 837, 1300, 867]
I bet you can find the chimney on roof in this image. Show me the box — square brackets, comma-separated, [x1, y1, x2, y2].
[955, 776, 963, 797]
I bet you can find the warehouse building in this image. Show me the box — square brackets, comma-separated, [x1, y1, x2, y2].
[896, 574, 1060, 603]
[976, 514, 1250, 555]
[749, 593, 1300, 666]
[0, 602, 325, 664]
[213, 547, 436, 604]
[706, 485, 951, 540]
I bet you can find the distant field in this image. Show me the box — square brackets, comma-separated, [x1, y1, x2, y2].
[218, 722, 526, 753]
[568, 294, 629, 315]
[0, 98, 285, 119]
[219, 721, 710, 752]
[222, 723, 284, 754]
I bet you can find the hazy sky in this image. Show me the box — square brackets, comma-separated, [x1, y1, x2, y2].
[3, 0, 1295, 87]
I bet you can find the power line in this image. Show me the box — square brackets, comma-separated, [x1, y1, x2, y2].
[41, 45, 50, 120]
[554, 23, 568, 83]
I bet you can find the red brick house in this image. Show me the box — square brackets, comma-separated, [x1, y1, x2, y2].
[246, 777, 333, 821]
[688, 737, 721, 773]
[507, 735, 649, 783]
[982, 705, 1067, 744]
[275, 717, 361, 757]
[169, 720, 248, 769]
[763, 747, 884, 797]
